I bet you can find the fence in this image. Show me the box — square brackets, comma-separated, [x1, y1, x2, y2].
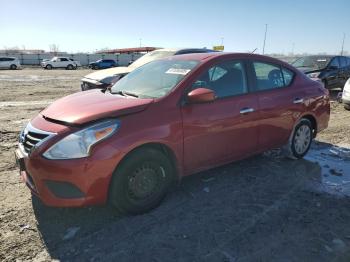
[0, 53, 143, 66]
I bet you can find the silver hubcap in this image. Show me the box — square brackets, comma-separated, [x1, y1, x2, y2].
[294, 124, 311, 154]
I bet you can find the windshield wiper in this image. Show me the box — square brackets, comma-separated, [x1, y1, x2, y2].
[111, 90, 139, 98]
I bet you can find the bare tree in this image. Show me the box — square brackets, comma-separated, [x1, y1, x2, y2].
[49, 44, 59, 55]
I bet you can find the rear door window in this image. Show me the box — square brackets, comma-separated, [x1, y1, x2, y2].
[253, 62, 283, 90]
[339, 57, 347, 68]
[252, 61, 294, 91]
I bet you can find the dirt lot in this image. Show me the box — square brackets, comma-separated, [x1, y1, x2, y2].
[1, 68, 350, 262]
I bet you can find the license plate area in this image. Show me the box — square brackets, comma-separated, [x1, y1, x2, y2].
[15, 149, 26, 172]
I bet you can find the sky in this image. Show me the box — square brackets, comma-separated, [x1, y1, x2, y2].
[0, 0, 349, 55]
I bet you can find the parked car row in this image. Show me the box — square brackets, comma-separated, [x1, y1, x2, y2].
[16, 51, 330, 214]
[0, 56, 120, 70]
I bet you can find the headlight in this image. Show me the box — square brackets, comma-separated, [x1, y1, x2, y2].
[100, 75, 119, 85]
[307, 72, 320, 79]
[43, 119, 120, 159]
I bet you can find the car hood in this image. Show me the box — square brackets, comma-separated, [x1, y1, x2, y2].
[41, 90, 153, 125]
[296, 67, 322, 74]
[83, 67, 133, 82]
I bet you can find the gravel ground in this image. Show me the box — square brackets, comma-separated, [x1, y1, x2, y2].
[1, 68, 350, 262]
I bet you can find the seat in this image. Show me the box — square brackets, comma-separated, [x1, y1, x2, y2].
[212, 68, 244, 97]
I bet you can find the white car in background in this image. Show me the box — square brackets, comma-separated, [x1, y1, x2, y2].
[80, 48, 216, 91]
[342, 78, 350, 110]
[41, 57, 81, 70]
[0, 57, 21, 70]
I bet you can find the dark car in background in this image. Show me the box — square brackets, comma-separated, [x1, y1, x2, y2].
[89, 59, 118, 69]
[292, 55, 350, 90]
[81, 48, 216, 91]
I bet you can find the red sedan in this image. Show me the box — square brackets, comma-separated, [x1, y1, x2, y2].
[15, 53, 330, 214]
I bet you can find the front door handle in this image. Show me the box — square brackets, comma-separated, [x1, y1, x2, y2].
[240, 107, 254, 114]
[293, 98, 304, 104]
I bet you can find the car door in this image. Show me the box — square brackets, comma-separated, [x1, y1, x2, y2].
[51, 58, 58, 67]
[181, 59, 259, 173]
[60, 58, 68, 67]
[249, 60, 302, 150]
[326, 57, 341, 88]
[99, 60, 106, 68]
[1, 58, 10, 68]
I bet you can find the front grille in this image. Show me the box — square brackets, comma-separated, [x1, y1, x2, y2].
[22, 131, 49, 153]
[20, 123, 55, 154]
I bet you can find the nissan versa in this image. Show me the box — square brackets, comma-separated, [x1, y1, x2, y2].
[15, 53, 330, 214]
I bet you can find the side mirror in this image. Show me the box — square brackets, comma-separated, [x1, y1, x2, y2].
[187, 88, 215, 104]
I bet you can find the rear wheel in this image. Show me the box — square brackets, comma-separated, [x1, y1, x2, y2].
[46, 64, 52, 70]
[109, 148, 175, 215]
[285, 119, 313, 159]
[344, 104, 350, 111]
[10, 64, 17, 70]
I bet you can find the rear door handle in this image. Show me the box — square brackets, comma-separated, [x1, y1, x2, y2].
[240, 107, 254, 114]
[293, 98, 304, 104]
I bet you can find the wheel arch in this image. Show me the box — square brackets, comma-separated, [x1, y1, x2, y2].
[300, 113, 317, 138]
[115, 142, 181, 181]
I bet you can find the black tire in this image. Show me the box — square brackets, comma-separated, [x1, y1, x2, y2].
[66, 64, 73, 70]
[46, 64, 52, 70]
[109, 148, 175, 215]
[344, 104, 350, 111]
[10, 64, 17, 70]
[93, 65, 99, 70]
[289, 119, 313, 159]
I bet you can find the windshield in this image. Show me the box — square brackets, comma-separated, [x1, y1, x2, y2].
[111, 59, 199, 98]
[129, 50, 177, 69]
[292, 56, 331, 70]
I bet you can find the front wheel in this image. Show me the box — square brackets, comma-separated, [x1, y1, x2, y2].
[109, 148, 175, 215]
[286, 119, 313, 159]
[46, 64, 52, 70]
[10, 64, 17, 70]
[66, 64, 73, 70]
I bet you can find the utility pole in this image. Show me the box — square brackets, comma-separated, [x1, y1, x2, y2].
[262, 24, 268, 55]
[341, 33, 346, 56]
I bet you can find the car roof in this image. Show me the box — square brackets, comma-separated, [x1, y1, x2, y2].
[168, 52, 287, 62]
[154, 48, 215, 53]
[166, 52, 297, 71]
